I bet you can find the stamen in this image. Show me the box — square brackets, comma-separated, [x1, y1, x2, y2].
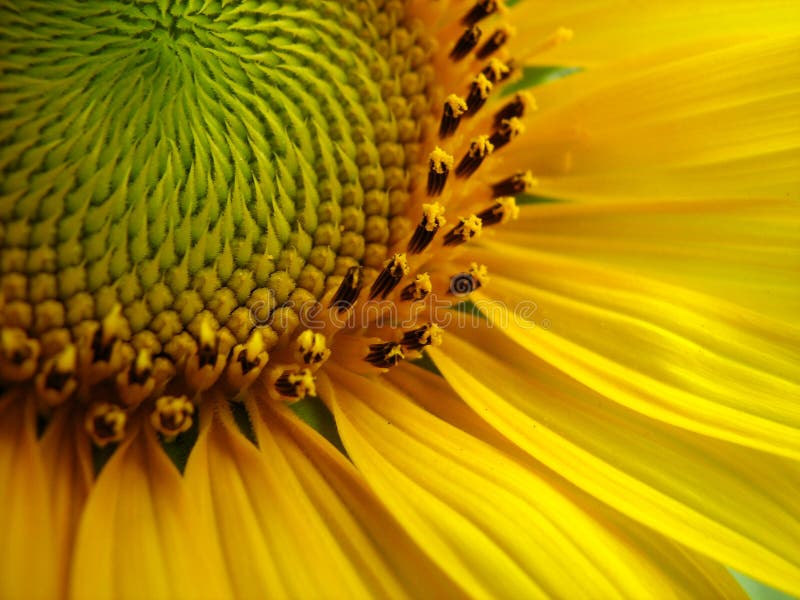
[451, 263, 490, 295]
[466, 73, 493, 114]
[369, 253, 410, 300]
[35, 344, 78, 407]
[482, 58, 510, 84]
[456, 135, 494, 177]
[151, 395, 194, 439]
[365, 341, 405, 368]
[330, 266, 363, 313]
[80, 304, 131, 385]
[462, 0, 499, 27]
[293, 330, 330, 366]
[400, 323, 443, 351]
[493, 92, 536, 128]
[227, 330, 269, 389]
[427, 147, 454, 196]
[469, 263, 490, 289]
[408, 203, 447, 254]
[185, 316, 226, 392]
[439, 95, 468, 138]
[491, 170, 538, 197]
[400, 273, 433, 301]
[117, 348, 155, 407]
[476, 196, 520, 226]
[85, 402, 127, 447]
[443, 215, 483, 246]
[0, 327, 40, 382]
[274, 368, 316, 399]
[476, 26, 512, 59]
[489, 117, 525, 151]
[450, 26, 482, 61]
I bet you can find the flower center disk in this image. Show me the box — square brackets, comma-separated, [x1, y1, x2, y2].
[0, 0, 436, 443]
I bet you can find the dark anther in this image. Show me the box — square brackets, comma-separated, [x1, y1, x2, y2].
[274, 369, 315, 398]
[462, 0, 498, 27]
[427, 148, 454, 196]
[493, 93, 530, 128]
[475, 197, 519, 226]
[408, 203, 447, 254]
[369, 254, 410, 300]
[400, 273, 433, 301]
[477, 27, 510, 59]
[45, 369, 72, 391]
[439, 95, 468, 138]
[330, 266, 363, 312]
[90, 328, 113, 363]
[365, 341, 405, 369]
[236, 348, 261, 375]
[450, 26, 482, 61]
[488, 117, 523, 151]
[128, 363, 152, 385]
[443, 215, 483, 246]
[482, 58, 510, 84]
[466, 73, 492, 114]
[456, 136, 494, 178]
[197, 341, 218, 368]
[491, 170, 537, 197]
[400, 324, 442, 351]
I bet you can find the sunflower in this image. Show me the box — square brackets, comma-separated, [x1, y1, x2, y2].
[1, 0, 799, 598]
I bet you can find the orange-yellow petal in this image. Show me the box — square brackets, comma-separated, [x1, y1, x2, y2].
[40, 407, 93, 595]
[69, 422, 232, 600]
[184, 398, 456, 598]
[388, 364, 748, 599]
[428, 325, 800, 595]
[509, 36, 800, 201]
[508, 1, 800, 67]
[325, 364, 734, 598]
[0, 394, 58, 600]
[466, 241, 800, 460]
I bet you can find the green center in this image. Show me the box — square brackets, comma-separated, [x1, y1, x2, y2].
[1, 0, 432, 347]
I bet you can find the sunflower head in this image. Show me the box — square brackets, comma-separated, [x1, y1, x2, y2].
[0, 0, 537, 447]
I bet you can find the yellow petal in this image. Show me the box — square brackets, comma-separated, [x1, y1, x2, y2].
[40, 407, 93, 595]
[0, 394, 58, 600]
[509, 1, 800, 67]
[428, 326, 800, 595]
[466, 241, 800, 460]
[69, 422, 232, 600]
[508, 36, 800, 201]
[184, 398, 452, 598]
[325, 364, 712, 598]
[388, 364, 747, 599]
[496, 199, 800, 323]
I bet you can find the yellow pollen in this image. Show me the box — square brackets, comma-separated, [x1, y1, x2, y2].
[429, 147, 454, 174]
[469, 263, 491, 288]
[472, 73, 493, 100]
[35, 344, 78, 407]
[497, 197, 520, 222]
[117, 348, 155, 408]
[422, 203, 447, 232]
[524, 27, 575, 59]
[444, 94, 468, 118]
[227, 330, 269, 390]
[0, 328, 40, 382]
[293, 330, 331, 367]
[401, 273, 433, 301]
[445, 215, 484, 246]
[472, 136, 495, 157]
[485, 58, 511, 82]
[273, 368, 317, 400]
[85, 402, 127, 447]
[151, 395, 195, 440]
